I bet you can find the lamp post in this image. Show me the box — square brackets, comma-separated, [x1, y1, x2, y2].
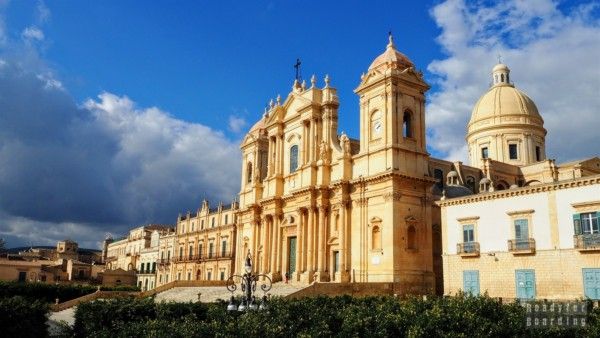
[226, 251, 272, 312]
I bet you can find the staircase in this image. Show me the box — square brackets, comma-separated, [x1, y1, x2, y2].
[154, 281, 309, 303]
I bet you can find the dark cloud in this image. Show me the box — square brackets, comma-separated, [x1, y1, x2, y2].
[0, 54, 241, 248]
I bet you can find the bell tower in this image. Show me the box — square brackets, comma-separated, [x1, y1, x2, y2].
[355, 34, 430, 176]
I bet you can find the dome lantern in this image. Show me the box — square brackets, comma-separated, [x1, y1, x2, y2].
[492, 63, 511, 86]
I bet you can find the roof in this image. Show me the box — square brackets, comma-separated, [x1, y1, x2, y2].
[368, 35, 414, 71]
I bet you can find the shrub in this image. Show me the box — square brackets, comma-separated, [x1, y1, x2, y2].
[69, 295, 600, 337]
[0, 296, 49, 338]
[0, 281, 140, 304]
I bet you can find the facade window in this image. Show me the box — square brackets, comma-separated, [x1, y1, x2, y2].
[191, 222, 195, 232]
[463, 270, 480, 296]
[407, 226, 416, 250]
[481, 147, 488, 159]
[179, 247, 183, 260]
[188, 245, 193, 258]
[225, 214, 228, 224]
[403, 111, 412, 138]
[207, 271, 212, 280]
[578, 212, 600, 234]
[466, 176, 476, 192]
[290, 145, 299, 173]
[434, 169, 444, 190]
[509, 144, 518, 160]
[198, 243, 203, 258]
[372, 226, 381, 250]
[209, 242, 214, 258]
[220, 271, 225, 281]
[463, 224, 474, 243]
[221, 240, 227, 256]
[187, 272, 191, 280]
[201, 220, 204, 229]
[165, 275, 169, 283]
[535, 146, 541, 161]
[212, 217, 215, 227]
[177, 272, 181, 281]
[152, 263, 156, 273]
[583, 268, 600, 300]
[514, 219, 529, 240]
[167, 250, 171, 260]
[515, 269, 536, 299]
[246, 162, 253, 184]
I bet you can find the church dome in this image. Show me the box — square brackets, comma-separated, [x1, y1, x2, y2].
[368, 35, 414, 71]
[465, 63, 547, 168]
[468, 64, 543, 129]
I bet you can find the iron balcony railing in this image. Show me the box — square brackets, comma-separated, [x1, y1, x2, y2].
[457, 242, 480, 256]
[574, 233, 600, 251]
[508, 238, 536, 253]
[171, 251, 234, 263]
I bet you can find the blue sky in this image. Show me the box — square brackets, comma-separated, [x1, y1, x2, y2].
[0, 0, 598, 248]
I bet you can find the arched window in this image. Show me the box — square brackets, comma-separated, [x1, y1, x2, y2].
[290, 145, 299, 173]
[466, 176, 476, 192]
[434, 169, 444, 190]
[407, 226, 416, 250]
[403, 111, 413, 138]
[372, 225, 382, 250]
[501, 74, 504, 82]
[246, 162, 253, 184]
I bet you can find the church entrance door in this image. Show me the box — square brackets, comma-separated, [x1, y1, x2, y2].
[288, 237, 297, 275]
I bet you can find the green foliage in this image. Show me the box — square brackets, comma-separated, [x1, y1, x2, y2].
[0, 296, 49, 338]
[69, 294, 600, 337]
[0, 281, 140, 304]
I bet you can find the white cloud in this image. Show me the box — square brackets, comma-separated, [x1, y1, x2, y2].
[0, 58, 241, 248]
[22, 26, 44, 41]
[228, 115, 247, 133]
[427, 0, 600, 164]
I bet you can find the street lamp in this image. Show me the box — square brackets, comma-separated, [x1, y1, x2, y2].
[226, 251, 272, 312]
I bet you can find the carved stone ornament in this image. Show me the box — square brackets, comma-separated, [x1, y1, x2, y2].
[383, 192, 402, 202]
[340, 132, 351, 156]
[319, 140, 331, 163]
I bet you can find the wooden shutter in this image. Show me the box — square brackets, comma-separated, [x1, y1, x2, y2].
[573, 213, 582, 235]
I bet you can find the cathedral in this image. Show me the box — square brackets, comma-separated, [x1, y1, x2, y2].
[234, 34, 600, 297]
[236, 35, 439, 293]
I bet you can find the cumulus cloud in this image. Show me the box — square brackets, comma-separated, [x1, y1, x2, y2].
[228, 115, 247, 133]
[22, 26, 44, 41]
[0, 52, 241, 249]
[426, 0, 600, 163]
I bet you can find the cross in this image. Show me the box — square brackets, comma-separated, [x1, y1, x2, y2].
[294, 58, 302, 81]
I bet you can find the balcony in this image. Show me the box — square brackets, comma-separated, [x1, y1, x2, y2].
[457, 242, 480, 257]
[574, 234, 600, 251]
[508, 238, 536, 254]
[171, 251, 234, 263]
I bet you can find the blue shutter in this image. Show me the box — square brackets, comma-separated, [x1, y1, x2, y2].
[573, 214, 582, 235]
[463, 224, 474, 243]
[516, 269, 536, 299]
[290, 145, 298, 173]
[463, 270, 480, 296]
[515, 219, 529, 240]
[583, 269, 600, 300]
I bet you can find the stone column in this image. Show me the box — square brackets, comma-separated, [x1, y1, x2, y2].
[296, 208, 303, 276]
[260, 218, 268, 274]
[306, 208, 314, 276]
[274, 215, 282, 275]
[317, 205, 327, 273]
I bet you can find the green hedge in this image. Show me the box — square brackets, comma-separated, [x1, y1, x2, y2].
[0, 296, 49, 338]
[70, 295, 600, 337]
[0, 281, 140, 303]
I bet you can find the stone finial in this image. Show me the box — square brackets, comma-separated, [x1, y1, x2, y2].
[324, 74, 330, 88]
[301, 80, 306, 90]
[276, 94, 281, 105]
[387, 32, 395, 49]
[269, 99, 274, 109]
[310, 74, 316, 88]
[292, 79, 300, 90]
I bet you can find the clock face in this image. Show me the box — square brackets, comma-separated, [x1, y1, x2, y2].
[373, 120, 382, 135]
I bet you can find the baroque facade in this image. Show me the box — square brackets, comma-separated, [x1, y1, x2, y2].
[236, 35, 438, 293]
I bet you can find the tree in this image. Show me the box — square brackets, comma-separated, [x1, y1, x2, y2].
[0, 237, 5, 252]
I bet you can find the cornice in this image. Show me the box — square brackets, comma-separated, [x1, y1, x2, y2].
[436, 175, 600, 207]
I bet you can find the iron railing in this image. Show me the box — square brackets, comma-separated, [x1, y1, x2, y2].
[457, 242, 480, 256]
[574, 233, 600, 251]
[508, 238, 536, 253]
